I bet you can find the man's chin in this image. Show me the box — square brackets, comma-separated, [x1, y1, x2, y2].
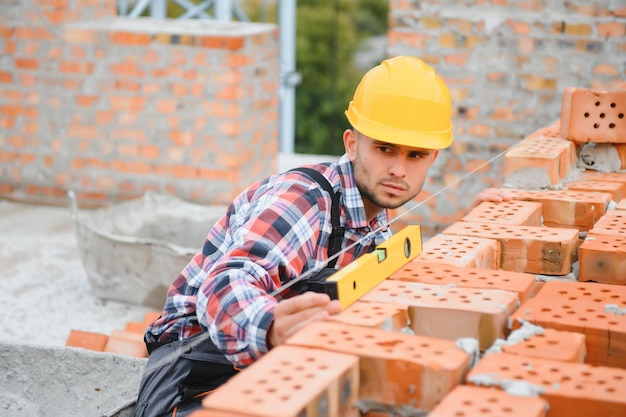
[379, 197, 411, 210]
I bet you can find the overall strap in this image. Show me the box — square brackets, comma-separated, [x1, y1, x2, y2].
[289, 167, 345, 268]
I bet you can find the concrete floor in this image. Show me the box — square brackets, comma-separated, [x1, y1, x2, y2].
[0, 199, 157, 348]
[0, 153, 340, 348]
[0, 153, 340, 416]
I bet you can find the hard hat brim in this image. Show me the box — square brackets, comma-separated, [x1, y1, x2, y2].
[345, 107, 453, 150]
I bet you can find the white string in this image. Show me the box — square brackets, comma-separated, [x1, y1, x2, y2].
[149, 144, 515, 369]
[271, 146, 510, 296]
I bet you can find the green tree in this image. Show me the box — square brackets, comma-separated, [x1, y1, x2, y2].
[294, 0, 388, 155]
[294, 2, 362, 155]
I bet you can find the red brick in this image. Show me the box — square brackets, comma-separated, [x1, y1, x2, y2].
[428, 385, 548, 417]
[0, 71, 13, 83]
[560, 87, 626, 144]
[75, 94, 99, 107]
[104, 334, 148, 358]
[597, 21, 626, 37]
[497, 322, 587, 363]
[579, 233, 626, 284]
[58, 60, 94, 74]
[66, 329, 108, 352]
[504, 137, 574, 186]
[109, 160, 152, 175]
[566, 179, 626, 201]
[109, 95, 147, 111]
[196, 35, 245, 50]
[144, 311, 161, 324]
[109, 31, 152, 45]
[467, 352, 626, 416]
[109, 61, 146, 77]
[286, 321, 469, 411]
[328, 300, 409, 331]
[442, 222, 579, 275]
[510, 281, 626, 367]
[390, 261, 536, 303]
[202, 345, 359, 417]
[14, 57, 38, 70]
[463, 200, 542, 226]
[578, 170, 626, 184]
[362, 280, 519, 350]
[588, 209, 626, 237]
[416, 233, 501, 269]
[509, 188, 612, 231]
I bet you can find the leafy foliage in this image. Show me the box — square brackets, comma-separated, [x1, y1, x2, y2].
[162, 0, 389, 155]
[295, 0, 388, 155]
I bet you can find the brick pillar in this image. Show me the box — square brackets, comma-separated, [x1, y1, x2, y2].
[388, 0, 626, 236]
[0, 1, 280, 206]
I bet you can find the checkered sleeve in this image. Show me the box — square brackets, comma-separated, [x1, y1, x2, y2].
[197, 177, 331, 366]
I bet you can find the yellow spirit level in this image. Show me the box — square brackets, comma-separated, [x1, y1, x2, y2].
[322, 225, 422, 310]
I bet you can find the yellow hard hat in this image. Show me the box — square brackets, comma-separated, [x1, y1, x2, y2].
[345, 56, 453, 149]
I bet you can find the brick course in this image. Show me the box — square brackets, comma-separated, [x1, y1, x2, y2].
[0, 1, 279, 206]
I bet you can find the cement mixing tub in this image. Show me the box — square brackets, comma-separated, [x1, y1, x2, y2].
[69, 191, 226, 309]
[0, 342, 147, 417]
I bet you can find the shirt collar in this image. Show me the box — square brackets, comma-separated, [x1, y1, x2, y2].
[335, 154, 389, 231]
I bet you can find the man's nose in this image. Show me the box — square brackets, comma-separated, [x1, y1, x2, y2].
[388, 157, 408, 177]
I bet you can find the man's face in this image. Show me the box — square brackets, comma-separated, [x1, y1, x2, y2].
[344, 129, 439, 219]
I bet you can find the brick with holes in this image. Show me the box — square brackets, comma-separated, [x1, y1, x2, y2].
[509, 188, 612, 231]
[493, 319, 587, 363]
[441, 221, 579, 275]
[389, 261, 536, 302]
[510, 281, 626, 368]
[467, 352, 626, 417]
[415, 233, 501, 269]
[361, 280, 520, 350]
[504, 138, 573, 187]
[578, 170, 626, 185]
[328, 300, 410, 332]
[560, 87, 626, 144]
[579, 233, 626, 285]
[202, 345, 360, 417]
[566, 180, 626, 202]
[428, 385, 548, 417]
[286, 321, 471, 412]
[589, 210, 626, 238]
[462, 200, 543, 226]
[516, 127, 577, 178]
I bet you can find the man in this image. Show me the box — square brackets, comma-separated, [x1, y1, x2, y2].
[134, 56, 510, 417]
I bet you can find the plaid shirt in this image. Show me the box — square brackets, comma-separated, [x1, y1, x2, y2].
[145, 154, 392, 367]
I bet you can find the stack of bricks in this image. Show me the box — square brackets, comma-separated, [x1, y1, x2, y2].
[64, 84, 626, 415]
[387, 1, 626, 237]
[65, 311, 160, 358]
[0, 0, 279, 207]
[172, 85, 625, 416]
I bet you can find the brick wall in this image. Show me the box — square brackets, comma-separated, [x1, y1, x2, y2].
[0, 0, 279, 206]
[389, 0, 626, 236]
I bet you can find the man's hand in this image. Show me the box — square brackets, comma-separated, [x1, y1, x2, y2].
[268, 292, 342, 349]
[467, 187, 512, 212]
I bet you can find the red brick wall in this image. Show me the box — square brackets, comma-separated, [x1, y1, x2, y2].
[388, 0, 626, 236]
[0, 0, 279, 206]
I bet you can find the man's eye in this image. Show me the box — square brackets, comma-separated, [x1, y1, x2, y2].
[408, 152, 425, 159]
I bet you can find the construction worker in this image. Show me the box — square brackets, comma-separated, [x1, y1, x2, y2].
[134, 56, 511, 417]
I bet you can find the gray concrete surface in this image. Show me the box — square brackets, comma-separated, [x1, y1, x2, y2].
[0, 153, 340, 415]
[0, 153, 339, 348]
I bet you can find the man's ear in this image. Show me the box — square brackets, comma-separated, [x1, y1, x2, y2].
[343, 129, 357, 160]
[429, 149, 440, 165]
